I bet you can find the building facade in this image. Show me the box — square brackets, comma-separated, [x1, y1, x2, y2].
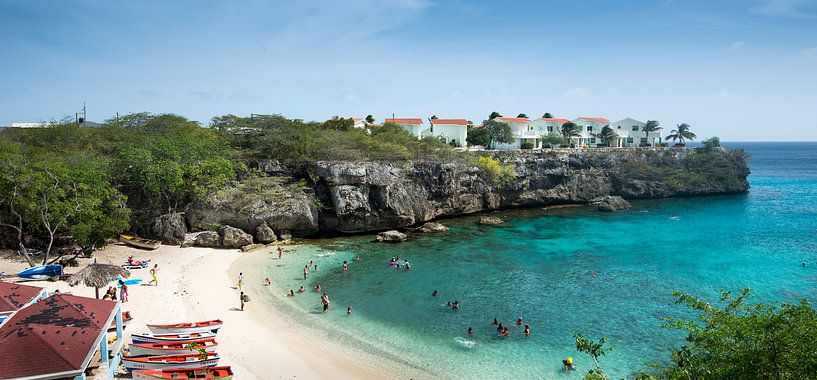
[429, 118, 470, 147]
[385, 118, 427, 139]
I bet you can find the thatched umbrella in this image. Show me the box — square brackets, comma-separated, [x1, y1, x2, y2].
[67, 259, 131, 299]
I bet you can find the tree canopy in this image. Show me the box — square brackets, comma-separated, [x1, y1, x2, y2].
[483, 120, 516, 147]
[666, 123, 696, 145]
[561, 122, 582, 145]
[489, 111, 503, 120]
[542, 112, 554, 118]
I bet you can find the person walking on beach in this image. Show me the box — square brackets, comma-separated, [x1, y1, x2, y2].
[148, 264, 159, 286]
[277, 245, 283, 259]
[321, 293, 330, 312]
[240, 291, 245, 311]
[119, 280, 128, 303]
[238, 272, 244, 291]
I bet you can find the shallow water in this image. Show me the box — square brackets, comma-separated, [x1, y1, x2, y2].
[256, 142, 817, 379]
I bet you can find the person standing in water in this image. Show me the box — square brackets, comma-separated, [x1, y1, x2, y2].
[321, 293, 330, 312]
[342, 261, 348, 272]
[148, 264, 159, 286]
[347, 306, 352, 315]
[467, 327, 474, 336]
[524, 324, 531, 337]
[303, 265, 309, 280]
[277, 245, 283, 259]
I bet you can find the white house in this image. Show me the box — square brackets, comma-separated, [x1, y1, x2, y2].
[528, 117, 570, 148]
[429, 118, 470, 148]
[493, 117, 533, 150]
[352, 118, 368, 129]
[571, 117, 610, 147]
[611, 117, 660, 146]
[385, 118, 427, 139]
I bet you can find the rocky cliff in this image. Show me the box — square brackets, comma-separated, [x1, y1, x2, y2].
[179, 148, 748, 239]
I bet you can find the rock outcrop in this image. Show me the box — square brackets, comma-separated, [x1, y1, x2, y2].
[219, 225, 254, 248]
[376, 230, 407, 243]
[597, 196, 632, 212]
[147, 213, 187, 245]
[255, 222, 277, 243]
[478, 216, 504, 225]
[415, 222, 449, 233]
[194, 231, 221, 247]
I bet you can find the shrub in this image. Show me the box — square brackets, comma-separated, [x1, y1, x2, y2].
[520, 141, 534, 149]
[474, 155, 516, 185]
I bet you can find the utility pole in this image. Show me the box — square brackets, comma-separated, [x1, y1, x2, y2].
[82, 102, 87, 127]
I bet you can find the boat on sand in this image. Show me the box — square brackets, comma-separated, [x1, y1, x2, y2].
[147, 319, 223, 334]
[131, 332, 217, 344]
[128, 338, 218, 357]
[132, 366, 233, 380]
[120, 235, 161, 250]
[17, 265, 63, 280]
[123, 352, 220, 371]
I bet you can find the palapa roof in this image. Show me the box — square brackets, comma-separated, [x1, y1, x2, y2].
[0, 282, 44, 313]
[67, 262, 130, 288]
[0, 294, 118, 379]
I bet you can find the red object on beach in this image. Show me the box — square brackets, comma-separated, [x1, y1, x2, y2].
[132, 366, 233, 380]
[123, 352, 220, 371]
[147, 319, 223, 334]
[128, 338, 218, 357]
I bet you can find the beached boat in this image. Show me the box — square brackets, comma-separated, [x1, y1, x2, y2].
[108, 311, 133, 332]
[128, 338, 218, 357]
[132, 366, 233, 380]
[147, 320, 223, 335]
[120, 235, 161, 250]
[123, 352, 220, 371]
[131, 332, 217, 344]
[17, 265, 63, 280]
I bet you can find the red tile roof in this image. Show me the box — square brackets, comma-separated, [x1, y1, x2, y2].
[496, 117, 530, 124]
[0, 281, 43, 313]
[578, 117, 609, 123]
[431, 118, 470, 125]
[385, 118, 423, 125]
[0, 294, 117, 379]
[352, 118, 364, 122]
[540, 118, 570, 124]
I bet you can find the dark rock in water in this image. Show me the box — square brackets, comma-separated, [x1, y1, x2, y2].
[597, 195, 632, 212]
[376, 230, 407, 242]
[220, 225, 254, 248]
[148, 213, 187, 245]
[415, 222, 449, 233]
[255, 222, 277, 243]
[478, 216, 503, 225]
[194, 231, 221, 247]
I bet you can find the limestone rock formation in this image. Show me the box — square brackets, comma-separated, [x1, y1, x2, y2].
[255, 222, 277, 243]
[415, 222, 449, 233]
[148, 213, 187, 245]
[219, 225, 254, 248]
[478, 216, 503, 225]
[597, 195, 632, 212]
[376, 230, 407, 243]
[193, 231, 221, 247]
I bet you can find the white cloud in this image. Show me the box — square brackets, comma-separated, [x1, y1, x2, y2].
[751, 0, 817, 17]
[562, 88, 589, 99]
[730, 41, 745, 51]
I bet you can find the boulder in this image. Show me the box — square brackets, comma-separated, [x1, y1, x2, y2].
[597, 195, 632, 212]
[376, 230, 407, 243]
[415, 222, 449, 233]
[478, 216, 503, 225]
[193, 231, 221, 247]
[255, 222, 277, 243]
[148, 213, 187, 245]
[180, 232, 201, 248]
[240, 243, 265, 252]
[219, 225, 254, 248]
[279, 230, 292, 242]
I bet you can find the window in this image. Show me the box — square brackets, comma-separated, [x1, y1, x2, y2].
[547, 126, 553, 132]
[617, 126, 621, 129]
[586, 126, 593, 132]
[627, 138, 634, 144]
[632, 125, 639, 131]
[640, 138, 648, 144]
[590, 138, 596, 144]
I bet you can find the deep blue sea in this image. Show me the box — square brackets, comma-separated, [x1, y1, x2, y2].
[257, 142, 817, 379]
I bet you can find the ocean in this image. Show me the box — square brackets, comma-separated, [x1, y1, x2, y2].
[251, 142, 817, 379]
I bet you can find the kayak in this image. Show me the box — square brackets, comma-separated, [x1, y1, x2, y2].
[17, 265, 63, 280]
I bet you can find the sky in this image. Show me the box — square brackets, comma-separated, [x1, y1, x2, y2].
[1, 0, 816, 141]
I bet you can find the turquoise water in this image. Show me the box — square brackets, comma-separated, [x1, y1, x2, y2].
[259, 142, 817, 379]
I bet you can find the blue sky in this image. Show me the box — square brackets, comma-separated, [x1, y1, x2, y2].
[1, 0, 816, 140]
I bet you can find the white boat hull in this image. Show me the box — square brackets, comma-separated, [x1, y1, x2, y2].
[132, 370, 232, 380]
[147, 324, 223, 335]
[131, 332, 217, 344]
[123, 357, 220, 372]
[128, 344, 218, 357]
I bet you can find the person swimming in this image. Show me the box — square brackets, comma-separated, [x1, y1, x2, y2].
[492, 318, 499, 326]
[452, 301, 459, 310]
[467, 327, 474, 336]
[347, 306, 352, 315]
[405, 260, 411, 271]
[287, 290, 294, 297]
[298, 285, 305, 293]
[516, 317, 523, 326]
[563, 357, 575, 371]
[431, 290, 438, 297]
[314, 284, 321, 292]
[524, 324, 530, 337]
[355, 255, 361, 261]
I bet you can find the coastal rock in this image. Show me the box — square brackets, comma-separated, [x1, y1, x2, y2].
[415, 222, 449, 233]
[478, 216, 503, 225]
[179, 232, 202, 248]
[255, 222, 277, 243]
[193, 231, 221, 247]
[240, 243, 265, 252]
[148, 212, 187, 245]
[279, 230, 292, 242]
[219, 225, 254, 248]
[376, 230, 407, 243]
[597, 195, 632, 212]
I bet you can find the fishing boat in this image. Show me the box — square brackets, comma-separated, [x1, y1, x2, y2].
[108, 311, 133, 332]
[147, 320, 223, 335]
[120, 235, 161, 250]
[132, 366, 233, 380]
[17, 265, 63, 280]
[128, 338, 218, 357]
[131, 332, 217, 344]
[123, 352, 220, 371]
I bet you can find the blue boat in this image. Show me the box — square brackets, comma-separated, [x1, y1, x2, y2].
[17, 265, 63, 280]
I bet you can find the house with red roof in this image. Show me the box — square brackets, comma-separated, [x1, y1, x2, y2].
[492, 116, 535, 150]
[572, 117, 611, 147]
[0, 293, 125, 380]
[429, 118, 471, 148]
[0, 281, 47, 326]
[611, 117, 660, 147]
[528, 117, 572, 148]
[385, 118, 428, 139]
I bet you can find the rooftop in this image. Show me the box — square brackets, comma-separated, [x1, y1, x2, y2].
[0, 282, 44, 313]
[540, 118, 570, 124]
[385, 118, 423, 125]
[430, 118, 470, 125]
[496, 117, 531, 124]
[577, 117, 610, 124]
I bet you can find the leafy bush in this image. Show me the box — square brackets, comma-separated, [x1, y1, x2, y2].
[520, 141, 534, 149]
[474, 155, 516, 185]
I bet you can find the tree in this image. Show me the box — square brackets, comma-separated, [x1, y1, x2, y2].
[642, 289, 817, 379]
[466, 126, 492, 147]
[542, 133, 565, 149]
[365, 114, 375, 124]
[483, 120, 515, 148]
[517, 113, 528, 119]
[561, 122, 582, 146]
[574, 333, 613, 380]
[665, 123, 696, 146]
[596, 125, 617, 147]
[320, 117, 354, 131]
[643, 120, 661, 147]
[489, 111, 503, 120]
[430, 115, 438, 119]
[542, 112, 554, 119]
[702, 136, 721, 150]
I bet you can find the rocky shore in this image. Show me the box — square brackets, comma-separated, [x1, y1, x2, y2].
[143, 148, 750, 243]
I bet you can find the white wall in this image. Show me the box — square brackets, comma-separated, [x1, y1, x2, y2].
[431, 124, 468, 147]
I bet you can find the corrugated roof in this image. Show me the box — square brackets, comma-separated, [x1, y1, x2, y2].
[0, 282, 43, 313]
[0, 294, 117, 379]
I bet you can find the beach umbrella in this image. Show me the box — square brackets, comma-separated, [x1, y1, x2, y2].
[67, 259, 131, 299]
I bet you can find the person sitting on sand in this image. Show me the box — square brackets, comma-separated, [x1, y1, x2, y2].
[314, 284, 321, 292]
[287, 290, 295, 297]
[264, 278, 271, 286]
[298, 285, 305, 293]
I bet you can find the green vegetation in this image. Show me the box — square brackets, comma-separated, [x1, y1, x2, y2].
[666, 123, 696, 146]
[617, 148, 747, 189]
[542, 112, 554, 118]
[561, 122, 582, 146]
[573, 333, 614, 380]
[643, 120, 661, 147]
[702, 136, 721, 149]
[596, 125, 617, 147]
[542, 133, 565, 149]
[516, 113, 528, 118]
[489, 111, 503, 120]
[474, 155, 516, 185]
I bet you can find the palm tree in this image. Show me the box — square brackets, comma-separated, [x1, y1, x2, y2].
[642, 120, 661, 147]
[561, 122, 581, 147]
[542, 112, 553, 119]
[666, 123, 697, 146]
[595, 125, 617, 147]
[517, 113, 528, 119]
[489, 111, 503, 120]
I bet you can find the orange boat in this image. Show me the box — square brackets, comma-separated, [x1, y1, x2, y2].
[147, 319, 223, 334]
[132, 366, 233, 380]
[129, 338, 218, 357]
[123, 352, 220, 371]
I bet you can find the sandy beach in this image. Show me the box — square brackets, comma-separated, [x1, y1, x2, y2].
[0, 243, 384, 379]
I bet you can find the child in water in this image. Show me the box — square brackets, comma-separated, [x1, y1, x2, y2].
[347, 306, 352, 315]
[524, 324, 531, 337]
[467, 327, 474, 336]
